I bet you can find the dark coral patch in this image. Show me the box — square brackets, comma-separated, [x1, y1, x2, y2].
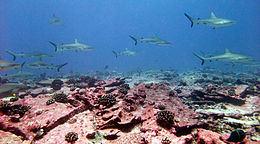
[65, 132, 78, 142]
[51, 79, 63, 90]
[100, 94, 116, 108]
[156, 110, 174, 128]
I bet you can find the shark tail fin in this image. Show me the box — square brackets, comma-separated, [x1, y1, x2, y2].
[184, 13, 194, 28]
[6, 50, 17, 61]
[129, 35, 138, 45]
[56, 62, 68, 72]
[49, 41, 58, 52]
[112, 51, 118, 58]
[193, 53, 206, 65]
[18, 61, 25, 72]
[21, 62, 25, 68]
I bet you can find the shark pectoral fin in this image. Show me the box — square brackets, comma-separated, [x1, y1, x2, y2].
[129, 35, 138, 45]
[112, 51, 118, 58]
[49, 41, 58, 52]
[193, 52, 206, 65]
[184, 13, 194, 28]
[56, 63, 68, 72]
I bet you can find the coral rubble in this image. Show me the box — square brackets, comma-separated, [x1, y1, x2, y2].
[0, 69, 259, 143]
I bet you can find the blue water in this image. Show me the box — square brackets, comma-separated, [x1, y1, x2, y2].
[0, 0, 259, 75]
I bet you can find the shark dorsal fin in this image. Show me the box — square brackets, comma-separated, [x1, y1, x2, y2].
[210, 12, 217, 19]
[225, 48, 231, 53]
[75, 39, 79, 43]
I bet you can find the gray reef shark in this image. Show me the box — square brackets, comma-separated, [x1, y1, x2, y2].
[129, 35, 171, 46]
[6, 50, 53, 61]
[112, 48, 136, 58]
[193, 49, 253, 65]
[0, 83, 29, 98]
[0, 56, 24, 71]
[26, 60, 67, 72]
[50, 14, 63, 25]
[184, 12, 236, 29]
[49, 39, 95, 52]
[3, 69, 35, 81]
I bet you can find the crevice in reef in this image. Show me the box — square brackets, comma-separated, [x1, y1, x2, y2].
[33, 104, 88, 141]
[0, 123, 27, 140]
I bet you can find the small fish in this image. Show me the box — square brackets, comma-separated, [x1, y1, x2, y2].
[49, 39, 95, 52]
[193, 49, 253, 65]
[112, 48, 136, 58]
[129, 34, 171, 46]
[50, 14, 63, 25]
[104, 65, 109, 70]
[184, 12, 236, 29]
[6, 50, 53, 61]
[26, 60, 67, 72]
[226, 129, 246, 142]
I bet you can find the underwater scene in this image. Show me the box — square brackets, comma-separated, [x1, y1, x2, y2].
[0, 0, 259, 143]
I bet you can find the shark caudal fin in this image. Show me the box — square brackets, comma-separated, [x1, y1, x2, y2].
[193, 53, 206, 65]
[56, 63, 68, 72]
[49, 41, 58, 52]
[129, 35, 138, 45]
[112, 51, 118, 58]
[6, 50, 17, 61]
[18, 62, 26, 72]
[184, 13, 194, 28]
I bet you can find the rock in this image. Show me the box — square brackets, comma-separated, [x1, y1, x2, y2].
[196, 129, 226, 144]
[0, 131, 23, 144]
[191, 85, 245, 105]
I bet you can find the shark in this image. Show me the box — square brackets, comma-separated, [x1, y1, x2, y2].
[49, 39, 95, 52]
[26, 60, 68, 72]
[184, 12, 236, 29]
[193, 49, 253, 65]
[50, 14, 63, 25]
[6, 50, 53, 61]
[112, 48, 136, 58]
[2, 70, 35, 81]
[0, 56, 25, 71]
[0, 83, 29, 98]
[129, 35, 171, 46]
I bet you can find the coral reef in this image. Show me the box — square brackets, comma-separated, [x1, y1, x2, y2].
[46, 99, 55, 105]
[99, 94, 116, 108]
[0, 68, 259, 143]
[161, 136, 172, 144]
[65, 132, 78, 143]
[51, 79, 63, 90]
[156, 110, 174, 128]
[0, 101, 31, 118]
[118, 83, 130, 94]
[52, 93, 68, 103]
